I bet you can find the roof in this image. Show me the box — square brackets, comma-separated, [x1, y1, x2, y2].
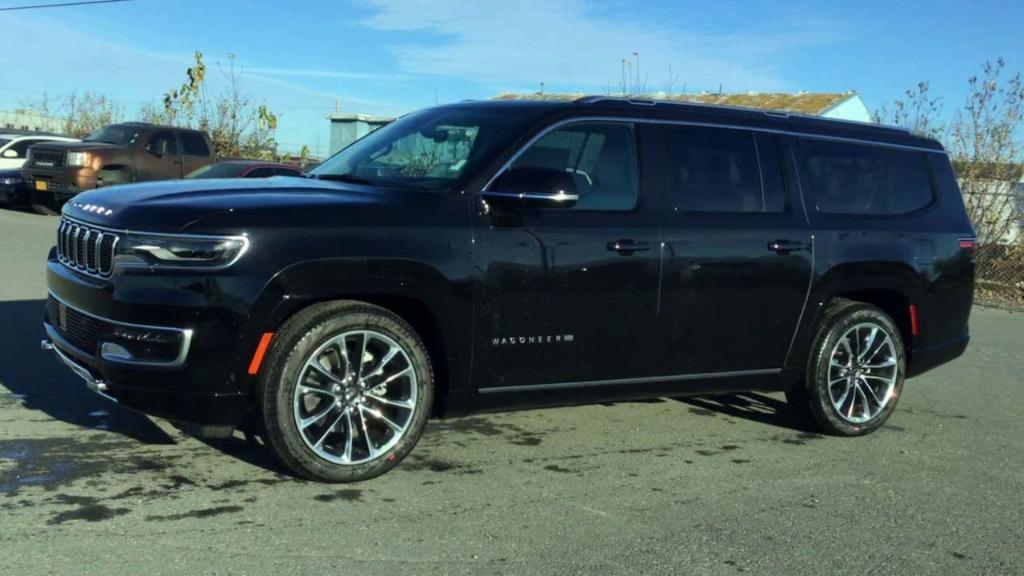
[212, 160, 301, 168]
[494, 91, 857, 116]
[327, 112, 395, 124]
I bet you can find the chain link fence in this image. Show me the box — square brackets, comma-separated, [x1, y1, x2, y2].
[975, 243, 1024, 311]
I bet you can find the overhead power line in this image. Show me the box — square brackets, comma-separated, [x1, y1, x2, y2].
[0, 0, 130, 11]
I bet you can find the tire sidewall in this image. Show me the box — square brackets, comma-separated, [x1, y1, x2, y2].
[808, 304, 905, 436]
[262, 305, 433, 482]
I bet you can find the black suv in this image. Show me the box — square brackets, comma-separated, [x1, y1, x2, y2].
[41, 97, 976, 482]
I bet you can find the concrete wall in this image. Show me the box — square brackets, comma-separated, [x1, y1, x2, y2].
[328, 115, 394, 155]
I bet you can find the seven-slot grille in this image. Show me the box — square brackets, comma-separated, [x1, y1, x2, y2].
[57, 218, 119, 277]
[29, 149, 66, 170]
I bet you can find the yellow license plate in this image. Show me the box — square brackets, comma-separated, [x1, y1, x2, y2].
[35, 180, 48, 191]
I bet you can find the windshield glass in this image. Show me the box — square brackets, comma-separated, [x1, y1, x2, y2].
[84, 125, 143, 145]
[187, 163, 247, 179]
[309, 107, 539, 191]
[0, 138, 11, 148]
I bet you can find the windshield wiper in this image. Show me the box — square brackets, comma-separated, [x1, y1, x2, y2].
[312, 173, 376, 186]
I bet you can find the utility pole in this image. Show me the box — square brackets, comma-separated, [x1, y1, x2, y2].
[633, 52, 640, 94]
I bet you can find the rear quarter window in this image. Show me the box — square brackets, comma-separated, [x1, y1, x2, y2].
[800, 139, 934, 215]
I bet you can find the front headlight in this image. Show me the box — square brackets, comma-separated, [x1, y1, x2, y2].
[115, 233, 249, 269]
[66, 152, 91, 167]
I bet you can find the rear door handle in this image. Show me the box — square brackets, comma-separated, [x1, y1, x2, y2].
[767, 239, 805, 255]
[607, 239, 651, 254]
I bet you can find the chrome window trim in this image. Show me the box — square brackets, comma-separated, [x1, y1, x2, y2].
[481, 115, 946, 192]
[477, 368, 782, 394]
[48, 290, 194, 368]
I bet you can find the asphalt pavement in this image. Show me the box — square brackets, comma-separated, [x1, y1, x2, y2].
[1, 207, 1022, 575]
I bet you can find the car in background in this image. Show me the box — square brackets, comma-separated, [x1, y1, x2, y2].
[186, 160, 303, 179]
[0, 167, 27, 206]
[22, 123, 215, 214]
[0, 133, 78, 170]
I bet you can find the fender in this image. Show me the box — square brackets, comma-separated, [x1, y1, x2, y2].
[786, 260, 925, 370]
[234, 256, 475, 411]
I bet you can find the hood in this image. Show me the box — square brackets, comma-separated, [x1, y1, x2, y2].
[61, 176, 412, 232]
[31, 140, 122, 153]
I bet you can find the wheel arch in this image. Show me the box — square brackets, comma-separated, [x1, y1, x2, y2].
[787, 260, 924, 370]
[244, 257, 470, 416]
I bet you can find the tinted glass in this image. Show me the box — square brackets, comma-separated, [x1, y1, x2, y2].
[181, 132, 210, 156]
[667, 127, 764, 213]
[246, 167, 273, 178]
[509, 122, 638, 210]
[800, 139, 934, 215]
[9, 139, 39, 158]
[146, 132, 178, 155]
[272, 167, 301, 176]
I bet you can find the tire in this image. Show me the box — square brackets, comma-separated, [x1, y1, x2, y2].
[790, 299, 906, 436]
[258, 300, 433, 482]
[97, 168, 131, 187]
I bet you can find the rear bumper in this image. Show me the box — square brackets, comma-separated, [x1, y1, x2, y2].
[907, 333, 970, 378]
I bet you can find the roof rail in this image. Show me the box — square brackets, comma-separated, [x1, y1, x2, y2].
[574, 94, 912, 134]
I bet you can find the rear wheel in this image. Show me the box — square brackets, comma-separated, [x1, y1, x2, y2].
[790, 299, 905, 436]
[258, 301, 433, 482]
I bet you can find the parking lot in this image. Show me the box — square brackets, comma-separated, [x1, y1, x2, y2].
[0, 207, 1021, 575]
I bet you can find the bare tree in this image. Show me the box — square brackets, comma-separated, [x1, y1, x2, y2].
[878, 60, 1024, 245]
[28, 91, 125, 138]
[154, 52, 280, 159]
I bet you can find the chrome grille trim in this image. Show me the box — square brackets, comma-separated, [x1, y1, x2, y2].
[56, 217, 119, 278]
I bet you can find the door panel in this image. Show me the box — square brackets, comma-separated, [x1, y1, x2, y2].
[655, 127, 812, 375]
[473, 122, 663, 390]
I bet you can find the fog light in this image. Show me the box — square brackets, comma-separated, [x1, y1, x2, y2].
[100, 342, 134, 361]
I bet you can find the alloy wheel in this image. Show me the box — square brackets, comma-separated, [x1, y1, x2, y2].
[292, 330, 418, 465]
[826, 322, 899, 424]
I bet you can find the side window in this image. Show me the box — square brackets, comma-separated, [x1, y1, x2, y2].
[666, 126, 766, 213]
[181, 132, 210, 156]
[146, 132, 178, 156]
[508, 122, 638, 211]
[800, 139, 934, 215]
[10, 139, 39, 158]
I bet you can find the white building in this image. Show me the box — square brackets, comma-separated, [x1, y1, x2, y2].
[0, 109, 62, 133]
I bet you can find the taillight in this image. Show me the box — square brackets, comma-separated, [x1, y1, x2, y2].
[958, 237, 977, 252]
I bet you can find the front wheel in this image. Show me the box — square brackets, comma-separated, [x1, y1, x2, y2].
[258, 301, 433, 482]
[790, 299, 906, 436]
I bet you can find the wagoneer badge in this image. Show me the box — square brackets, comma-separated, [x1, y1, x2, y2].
[492, 334, 575, 347]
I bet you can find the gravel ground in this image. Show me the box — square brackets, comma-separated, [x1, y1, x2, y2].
[1, 208, 1022, 576]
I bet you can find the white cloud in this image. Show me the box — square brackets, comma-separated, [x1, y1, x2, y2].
[360, 0, 843, 93]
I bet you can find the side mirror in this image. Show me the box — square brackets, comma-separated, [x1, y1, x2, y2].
[483, 167, 578, 208]
[2, 149, 17, 159]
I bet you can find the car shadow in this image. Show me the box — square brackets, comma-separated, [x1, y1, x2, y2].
[0, 299, 176, 445]
[675, 392, 817, 433]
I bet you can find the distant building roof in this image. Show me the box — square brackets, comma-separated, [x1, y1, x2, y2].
[327, 112, 394, 124]
[494, 91, 860, 116]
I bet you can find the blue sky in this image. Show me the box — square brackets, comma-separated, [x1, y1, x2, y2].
[2, 0, 1022, 156]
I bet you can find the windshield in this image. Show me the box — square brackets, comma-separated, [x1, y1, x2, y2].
[187, 163, 247, 179]
[0, 138, 10, 148]
[84, 125, 143, 145]
[309, 107, 539, 191]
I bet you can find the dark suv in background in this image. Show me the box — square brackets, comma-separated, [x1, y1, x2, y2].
[23, 122, 214, 213]
[40, 97, 975, 482]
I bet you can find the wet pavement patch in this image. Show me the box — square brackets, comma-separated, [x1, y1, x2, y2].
[47, 494, 131, 525]
[313, 489, 363, 503]
[144, 505, 244, 522]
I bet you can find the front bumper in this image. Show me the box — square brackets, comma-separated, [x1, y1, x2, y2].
[44, 255, 262, 426]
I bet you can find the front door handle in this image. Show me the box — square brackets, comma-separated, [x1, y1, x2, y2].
[767, 239, 805, 255]
[607, 239, 651, 254]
